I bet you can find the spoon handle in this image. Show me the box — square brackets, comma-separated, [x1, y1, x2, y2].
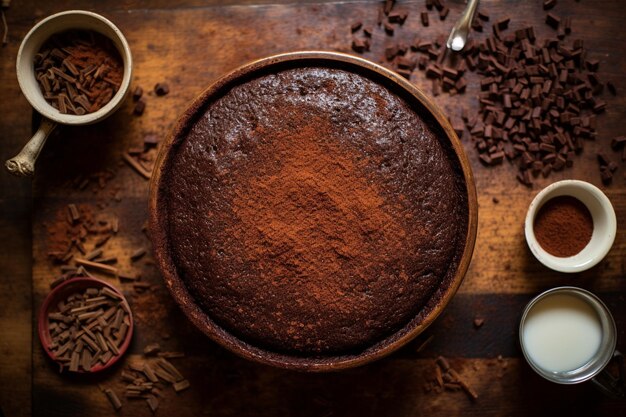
[5, 117, 57, 177]
[446, 0, 480, 51]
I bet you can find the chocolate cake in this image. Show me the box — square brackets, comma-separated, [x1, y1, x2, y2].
[152, 56, 472, 362]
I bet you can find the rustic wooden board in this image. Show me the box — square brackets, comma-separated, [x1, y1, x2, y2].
[1, 0, 625, 416]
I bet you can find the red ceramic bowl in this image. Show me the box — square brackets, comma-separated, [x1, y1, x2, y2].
[38, 277, 133, 373]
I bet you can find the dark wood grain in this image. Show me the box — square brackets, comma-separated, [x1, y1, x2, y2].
[1, 0, 625, 416]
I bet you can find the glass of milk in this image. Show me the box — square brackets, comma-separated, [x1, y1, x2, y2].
[519, 287, 624, 398]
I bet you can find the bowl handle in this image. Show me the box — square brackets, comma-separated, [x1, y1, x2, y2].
[592, 350, 625, 398]
[5, 117, 57, 177]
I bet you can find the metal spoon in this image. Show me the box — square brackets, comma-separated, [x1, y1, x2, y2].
[446, 0, 480, 52]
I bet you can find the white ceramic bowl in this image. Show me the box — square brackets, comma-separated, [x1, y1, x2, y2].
[525, 180, 617, 273]
[16, 10, 133, 125]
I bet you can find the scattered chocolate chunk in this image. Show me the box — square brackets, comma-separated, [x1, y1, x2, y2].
[471, 19, 483, 32]
[496, 17, 510, 31]
[600, 166, 613, 184]
[351, 38, 367, 53]
[130, 247, 147, 262]
[67, 204, 80, 225]
[133, 98, 146, 116]
[143, 134, 159, 147]
[350, 21, 362, 33]
[384, 22, 395, 35]
[173, 379, 190, 393]
[421, 12, 429, 27]
[431, 79, 441, 96]
[436, 356, 450, 371]
[585, 59, 599, 72]
[545, 13, 560, 30]
[598, 153, 616, 184]
[363, 26, 373, 37]
[75, 258, 118, 276]
[104, 388, 123, 411]
[154, 82, 169, 96]
[432, 356, 478, 401]
[478, 11, 489, 21]
[146, 395, 159, 413]
[439, 7, 449, 21]
[425, 64, 442, 79]
[385, 45, 398, 61]
[123, 152, 151, 180]
[449, 369, 479, 401]
[384, 0, 395, 15]
[543, 0, 557, 10]
[611, 136, 626, 150]
[132, 86, 143, 101]
[563, 17, 571, 34]
[143, 343, 161, 356]
[607, 81, 617, 96]
[388, 11, 408, 25]
[396, 68, 412, 79]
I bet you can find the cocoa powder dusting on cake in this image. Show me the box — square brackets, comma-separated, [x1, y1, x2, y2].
[231, 116, 407, 300]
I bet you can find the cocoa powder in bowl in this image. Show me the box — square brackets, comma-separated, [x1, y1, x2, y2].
[533, 196, 594, 257]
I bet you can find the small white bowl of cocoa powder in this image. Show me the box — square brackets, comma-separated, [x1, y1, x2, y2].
[525, 180, 617, 273]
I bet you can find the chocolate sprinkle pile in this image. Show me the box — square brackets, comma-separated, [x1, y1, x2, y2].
[350, 0, 622, 185]
[459, 25, 610, 186]
[101, 345, 189, 413]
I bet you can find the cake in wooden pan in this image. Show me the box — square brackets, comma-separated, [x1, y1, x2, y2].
[149, 52, 477, 371]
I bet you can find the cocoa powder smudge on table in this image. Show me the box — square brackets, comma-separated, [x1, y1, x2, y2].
[533, 195, 593, 257]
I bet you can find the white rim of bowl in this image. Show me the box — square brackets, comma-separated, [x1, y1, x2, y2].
[16, 10, 133, 125]
[524, 180, 617, 273]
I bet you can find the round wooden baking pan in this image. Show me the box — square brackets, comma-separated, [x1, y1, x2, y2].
[149, 51, 478, 371]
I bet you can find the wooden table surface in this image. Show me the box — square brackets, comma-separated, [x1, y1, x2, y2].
[1, 1, 625, 416]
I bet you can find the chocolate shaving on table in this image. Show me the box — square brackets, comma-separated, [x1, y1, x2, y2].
[143, 343, 161, 356]
[104, 388, 123, 411]
[143, 134, 159, 147]
[123, 152, 151, 179]
[130, 247, 147, 262]
[117, 345, 190, 412]
[74, 258, 118, 276]
[420, 12, 429, 27]
[173, 379, 190, 393]
[429, 356, 479, 401]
